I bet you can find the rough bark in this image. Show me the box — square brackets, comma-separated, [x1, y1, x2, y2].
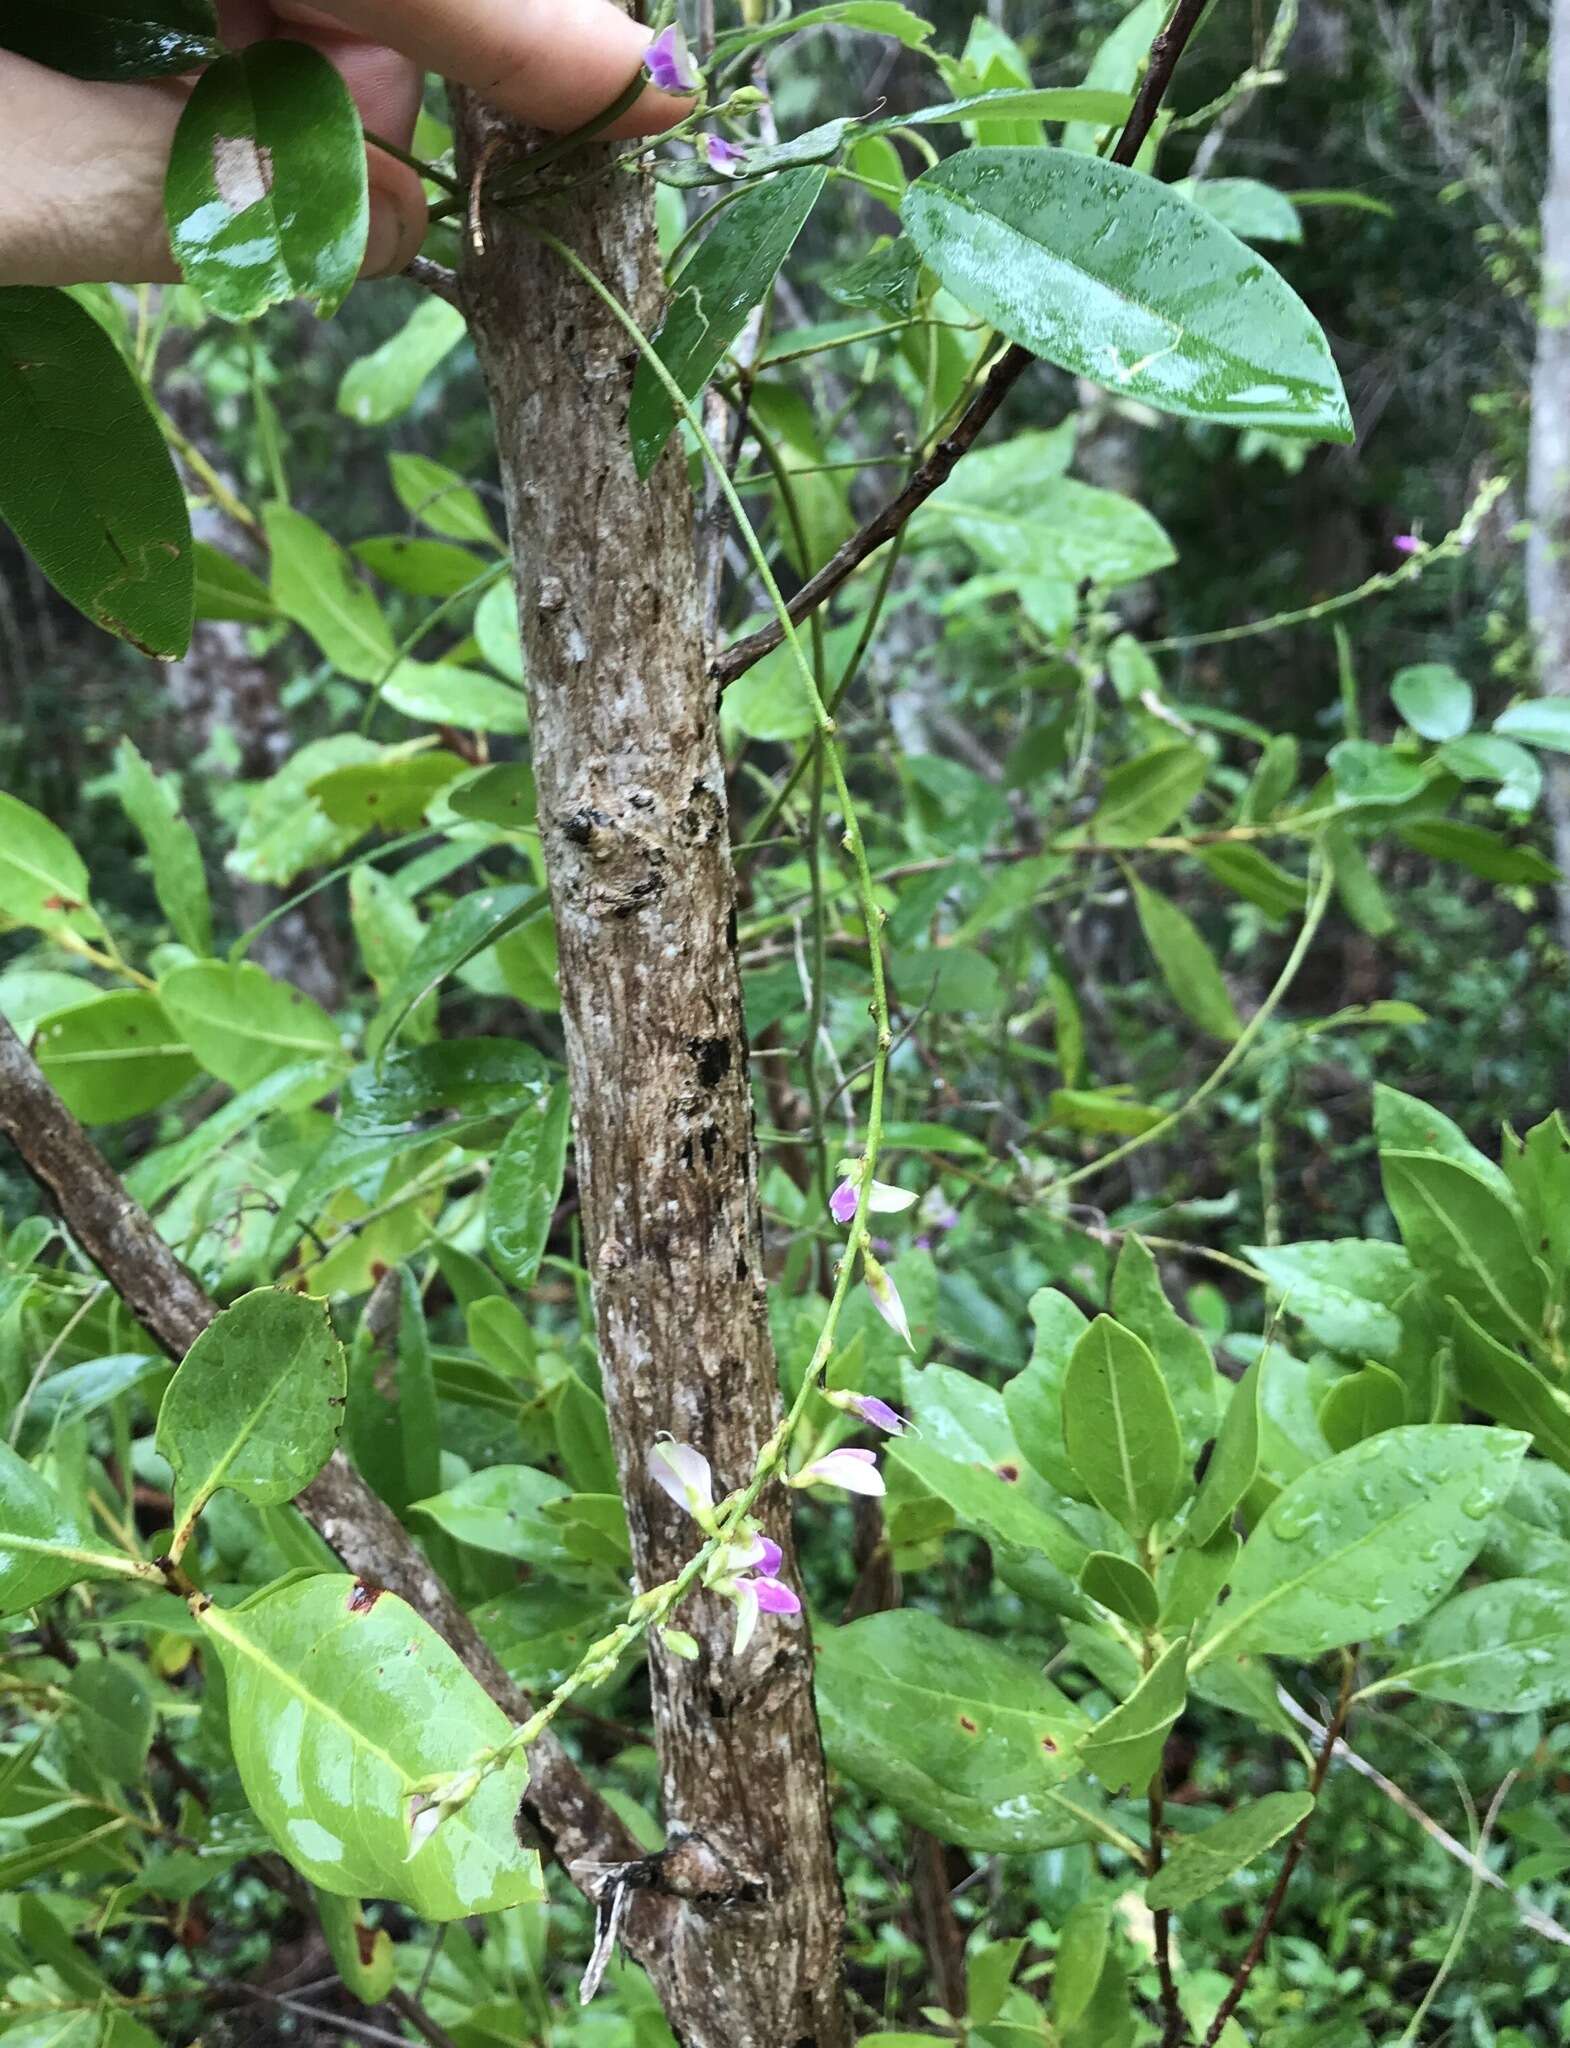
[451, 87, 851, 2048]
[1528, 0, 1570, 949]
[0, 1009, 642, 1889]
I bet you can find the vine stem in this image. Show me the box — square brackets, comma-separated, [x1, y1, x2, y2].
[421, 224, 898, 1806]
[1199, 1652, 1357, 2048]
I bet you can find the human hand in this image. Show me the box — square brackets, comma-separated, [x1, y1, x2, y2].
[0, 1, 691, 287]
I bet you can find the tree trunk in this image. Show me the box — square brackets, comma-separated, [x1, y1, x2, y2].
[451, 82, 851, 2048]
[1528, 0, 1570, 949]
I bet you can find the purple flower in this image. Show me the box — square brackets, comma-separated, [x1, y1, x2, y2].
[864, 1255, 913, 1350]
[919, 1186, 960, 1233]
[649, 1439, 714, 1521]
[794, 1446, 886, 1496]
[1392, 533, 1423, 556]
[644, 22, 701, 95]
[752, 1576, 801, 1613]
[706, 136, 747, 177]
[826, 1388, 906, 1435]
[830, 1178, 859, 1225]
[830, 1169, 919, 1227]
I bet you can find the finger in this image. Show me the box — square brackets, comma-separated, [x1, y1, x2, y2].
[269, 0, 694, 133]
[0, 43, 424, 288]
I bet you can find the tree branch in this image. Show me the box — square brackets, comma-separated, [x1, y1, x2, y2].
[0, 1010, 643, 1894]
[710, 0, 1212, 690]
[1199, 1652, 1357, 2048]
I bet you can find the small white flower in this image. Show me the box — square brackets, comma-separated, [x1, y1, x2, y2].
[649, 1439, 715, 1521]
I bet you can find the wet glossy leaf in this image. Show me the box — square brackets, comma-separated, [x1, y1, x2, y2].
[0, 289, 192, 656]
[116, 740, 212, 955]
[1, 1, 218, 80]
[1081, 1635, 1187, 1792]
[1147, 1790, 1312, 1909]
[1171, 178, 1303, 244]
[902, 150, 1352, 438]
[33, 993, 197, 1125]
[488, 1084, 571, 1292]
[1201, 1425, 1529, 1660]
[631, 168, 828, 477]
[199, 1574, 542, 1915]
[1063, 1316, 1186, 1538]
[338, 300, 468, 425]
[161, 959, 344, 1092]
[1317, 1362, 1406, 1453]
[1449, 1300, 1570, 1472]
[1383, 1579, 1570, 1710]
[157, 1289, 347, 1547]
[165, 41, 369, 319]
[875, 88, 1134, 134]
[368, 884, 550, 1057]
[1246, 1238, 1414, 1362]
[816, 1610, 1093, 1852]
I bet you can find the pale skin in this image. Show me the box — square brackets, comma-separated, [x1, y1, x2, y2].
[0, 0, 691, 287]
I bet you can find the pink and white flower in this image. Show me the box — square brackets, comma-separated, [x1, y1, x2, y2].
[793, 1445, 886, 1496]
[649, 1439, 715, 1522]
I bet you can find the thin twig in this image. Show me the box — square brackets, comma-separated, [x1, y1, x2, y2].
[1200, 1654, 1357, 2048]
[404, 255, 464, 309]
[710, 0, 1213, 688]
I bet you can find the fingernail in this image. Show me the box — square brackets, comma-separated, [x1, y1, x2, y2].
[364, 197, 417, 278]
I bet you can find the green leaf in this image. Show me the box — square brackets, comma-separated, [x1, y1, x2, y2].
[1111, 1235, 1220, 1467]
[389, 453, 498, 547]
[1380, 1150, 1546, 1351]
[815, 1610, 1094, 1852]
[1063, 1316, 1186, 1538]
[1147, 1790, 1312, 1909]
[1132, 876, 1241, 1042]
[315, 1890, 397, 2005]
[116, 739, 213, 954]
[712, 2, 933, 59]
[193, 541, 277, 623]
[165, 41, 369, 319]
[161, 959, 344, 1092]
[1201, 1425, 1529, 1661]
[631, 168, 828, 477]
[448, 764, 536, 830]
[901, 150, 1352, 439]
[1494, 698, 1570, 753]
[265, 504, 395, 680]
[66, 1657, 155, 1783]
[1317, 1362, 1406, 1454]
[488, 1084, 571, 1292]
[368, 884, 549, 1057]
[1079, 1551, 1159, 1628]
[1392, 662, 1474, 741]
[1005, 1288, 1090, 1497]
[1186, 1357, 1264, 1549]
[409, 1466, 573, 1565]
[1061, 0, 1164, 154]
[0, 794, 99, 939]
[1247, 1238, 1415, 1362]
[1076, 744, 1208, 845]
[338, 299, 468, 425]
[352, 537, 489, 599]
[0, 1440, 126, 1616]
[1197, 844, 1308, 921]
[1449, 1300, 1570, 1472]
[1438, 733, 1542, 812]
[1052, 1900, 1111, 2030]
[915, 465, 1175, 590]
[1081, 1635, 1187, 1793]
[1048, 1088, 1165, 1137]
[1160, 1529, 1239, 1632]
[0, 288, 193, 656]
[1170, 178, 1303, 244]
[0, 0, 219, 80]
[199, 1574, 542, 1916]
[309, 748, 469, 831]
[1398, 819, 1558, 887]
[876, 88, 1135, 134]
[156, 1289, 347, 1550]
[1381, 1579, 1570, 1711]
[1374, 1083, 1517, 1202]
[33, 992, 197, 1125]
[380, 661, 530, 735]
[473, 580, 525, 683]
